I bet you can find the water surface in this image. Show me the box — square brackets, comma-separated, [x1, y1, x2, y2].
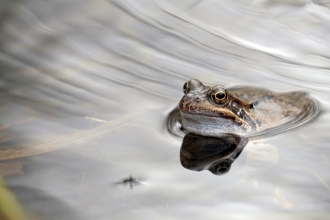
[1, 0, 330, 219]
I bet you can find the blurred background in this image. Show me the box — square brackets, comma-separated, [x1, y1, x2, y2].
[1, 0, 330, 219]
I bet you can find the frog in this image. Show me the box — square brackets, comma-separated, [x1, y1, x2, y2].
[180, 133, 248, 175]
[177, 79, 318, 138]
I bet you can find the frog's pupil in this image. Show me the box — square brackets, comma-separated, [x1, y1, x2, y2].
[217, 167, 228, 173]
[215, 91, 225, 100]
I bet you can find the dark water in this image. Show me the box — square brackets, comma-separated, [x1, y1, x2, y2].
[1, 0, 330, 219]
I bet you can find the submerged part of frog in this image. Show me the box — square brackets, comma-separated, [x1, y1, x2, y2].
[174, 79, 319, 138]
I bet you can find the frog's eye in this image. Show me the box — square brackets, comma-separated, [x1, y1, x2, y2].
[209, 161, 231, 175]
[215, 162, 230, 174]
[210, 89, 227, 104]
[183, 81, 190, 94]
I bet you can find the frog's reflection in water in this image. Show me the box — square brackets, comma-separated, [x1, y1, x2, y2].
[180, 133, 248, 175]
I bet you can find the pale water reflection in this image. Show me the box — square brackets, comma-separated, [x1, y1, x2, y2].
[1, 0, 330, 219]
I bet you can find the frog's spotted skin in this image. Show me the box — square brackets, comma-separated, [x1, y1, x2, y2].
[178, 79, 318, 138]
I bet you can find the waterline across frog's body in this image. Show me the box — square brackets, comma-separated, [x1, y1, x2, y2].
[178, 79, 318, 138]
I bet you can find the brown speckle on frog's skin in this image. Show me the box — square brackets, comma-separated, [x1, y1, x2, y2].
[178, 79, 318, 138]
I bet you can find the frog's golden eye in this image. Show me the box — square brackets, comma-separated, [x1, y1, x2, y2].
[216, 162, 230, 174]
[210, 89, 227, 104]
[209, 161, 231, 175]
[183, 81, 190, 94]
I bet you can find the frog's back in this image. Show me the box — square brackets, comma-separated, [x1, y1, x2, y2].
[230, 87, 318, 137]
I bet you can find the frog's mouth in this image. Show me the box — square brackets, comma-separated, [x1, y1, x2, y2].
[178, 97, 258, 134]
[179, 110, 252, 135]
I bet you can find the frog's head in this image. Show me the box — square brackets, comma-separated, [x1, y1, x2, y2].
[178, 79, 254, 136]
